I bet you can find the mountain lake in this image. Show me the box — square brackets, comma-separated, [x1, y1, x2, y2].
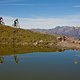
[0, 45, 80, 80]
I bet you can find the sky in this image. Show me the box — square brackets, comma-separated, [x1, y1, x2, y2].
[0, 0, 80, 29]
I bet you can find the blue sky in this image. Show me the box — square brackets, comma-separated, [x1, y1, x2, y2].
[0, 0, 80, 29]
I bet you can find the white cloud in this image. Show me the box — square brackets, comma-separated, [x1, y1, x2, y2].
[1, 15, 80, 29]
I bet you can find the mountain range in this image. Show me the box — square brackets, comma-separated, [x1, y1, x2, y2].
[31, 26, 80, 39]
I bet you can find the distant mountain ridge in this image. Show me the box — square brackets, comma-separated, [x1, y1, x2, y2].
[31, 26, 80, 39]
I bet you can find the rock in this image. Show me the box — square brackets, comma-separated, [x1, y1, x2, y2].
[57, 37, 62, 41]
[48, 43, 54, 46]
[33, 41, 38, 46]
[39, 40, 43, 43]
[78, 41, 80, 44]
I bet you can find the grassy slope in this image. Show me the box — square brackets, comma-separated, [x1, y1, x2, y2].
[0, 25, 58, 44]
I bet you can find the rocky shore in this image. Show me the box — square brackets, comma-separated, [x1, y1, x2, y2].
[56, 36, 80, 50]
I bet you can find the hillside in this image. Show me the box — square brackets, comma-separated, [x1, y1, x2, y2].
[1, 24, 80, 51]
[31, 26, 80, 39]
[0, 25, 58, 47]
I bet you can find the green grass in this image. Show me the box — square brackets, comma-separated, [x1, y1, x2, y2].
[0, 24, 58, 45]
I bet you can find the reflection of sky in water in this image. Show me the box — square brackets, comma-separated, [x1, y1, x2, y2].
[0, 50, 80, 80]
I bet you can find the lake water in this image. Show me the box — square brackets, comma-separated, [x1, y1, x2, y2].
[0, 50, 80, 80]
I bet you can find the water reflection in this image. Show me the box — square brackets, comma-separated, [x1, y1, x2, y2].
[73, 59, 78, 64]
[0, 56, 4, 64]
[0, 44, 80, 64]
[0, 44, 66, 64]
[73, 52, 80, 64]
[0, 44, 65, 56]
[1, 42, 80, 64]
[13, 55, 19, 64]
[12, 44, 19, 64]
[0, 50, 80, 65]
[0, 51, 80, 80]
[0, 55, 19, 64]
